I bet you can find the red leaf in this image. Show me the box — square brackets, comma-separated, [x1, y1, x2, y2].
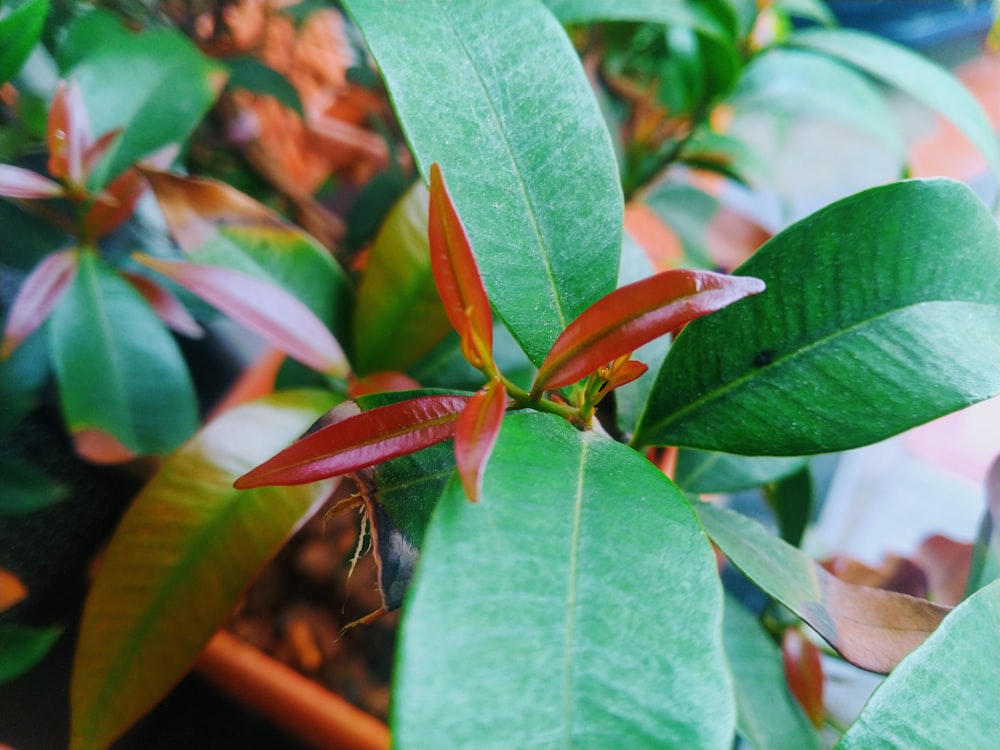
[0, 165, 67, 199]
[234, 395, 469, 489]
[532, 270, 765, 394]
[133, 254, 348, 376]
[47, 79, 91, 187]
[782, 628, 825, 728]
[428, 163, 494, 371]
[121, 272, 204, 339]
[599, 357, 649, 394]
[84, 145, 178, 238]
[454, 379, 507, 502]
[1, 250, 79, 359]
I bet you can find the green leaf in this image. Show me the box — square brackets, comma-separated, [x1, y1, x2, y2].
[675, 449, 809, 494]
[544, 0, 737, 41]
[393, 412, 734, 749]
[0, 0, 49, 85]
[836, 579, 1000, 750]
[774, 0, 836, 26]
[343, 0, 622, 365]
[730, 49, 903, 158]
[70, 390, 339, 750]
[788, 28, 1000, 183]
[966, 456, 1000, 596]
[763, 466, 813, 548]
[697, 502, 950, 674]
[723, 595, 821, 750]
[48, 250, 198, 460]
[353, 181, 452, 374]
[64, 11, 226, 189]
[0, 458, 70, 515]
[225, 56, 304, 117]
[635, 179, 1000, 454]
[0, 623, 63, 683]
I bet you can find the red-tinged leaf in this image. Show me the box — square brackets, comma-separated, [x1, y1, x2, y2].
[348, 371, 422, 399]
[121, 272, 203, 339]
[0, 165, 67, 199]
[47, 79, 91, 187]
[455, 379, 507, 502]
[207, 347, 287, 421]
[82, 130, 121, 177]
[600, 358, 649, 394]
[0, 569, 28, 612]
[74, 428, 136, 465]
[84, 145, 178, 238]
[428, 163, 494, 371]
[133, 254, 348, 376]
[782, 628, 825, 728]
[532, 270, 766, 394]
[1, 250, 78, 359]
[234, 394, 469, 489]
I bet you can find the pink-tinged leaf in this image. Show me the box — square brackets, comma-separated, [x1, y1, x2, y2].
[82, 130, 122, 178]
[47, 80, 91, 187]
[782, 628, 825, 728]
[0, 165, 67, 199]
[428, 163, 494, 371]
[455, 379, 507, 503]
[532, 270, 766, 394]
[121, 272, 204, 339]
[133, 254, 348, 376]
[84, 145, 178, 238]
[347, 372, 422, 399]
[1, 250, 79, 359]
[234, 395, 469, 489]
[74, 429, 137, 465]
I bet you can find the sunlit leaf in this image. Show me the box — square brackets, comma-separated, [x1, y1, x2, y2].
[428, 162, 494, 372]
[454, 379, 506, 502]
[533, 269, 764, 394]
[344, 0, 622, 364]
[635, 179, 1000, 454]
[352, 181, 452, 374]
[133, 254, 347, 376]
[70, 390, 338, 750]
[394, 412, 734, 749]
[234, 394, 469, 489]
[1, 250, 78, 360]
[836, 579, 1000, 750]
[0, 165, 66, 199]
[48, 250, 198, 460]
[698, 502, 950, 674]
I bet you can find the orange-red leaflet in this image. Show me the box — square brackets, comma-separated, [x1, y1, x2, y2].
[782, 627, 825, 729]
[47, 79, 91, 187]
[234, 395, 470, 489]
[532, 269, 765, 395]
[454, 379, 507, 503]
[1, 250, 79, 360]
[428, 162, 494, 372]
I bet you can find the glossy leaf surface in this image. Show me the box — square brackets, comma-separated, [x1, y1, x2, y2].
[0, 0, 48, 84]
[837, 579, 1000, 750]
[70, 391, 338, 750]
[1, 250, 78, 359]
[454, 379, 506, 502]
[344, 0, 622, 365]
[134, 255, 347, 376]
[635, 179, 1000, 454]
[428, 163, 494, 371]
[534, 269, 764, 393]
[143, 169, 352, 346]
[48, 251, 197, 460]
[789, 28, 1000, 181]
[65, 12, 226, 189]
[723, 595, 821, 750]
[394, 412, 734, 749]
[698, 502, 950, 674]
[352, 182, 451, 374]
[235, 394, 469, 489]
[675, 449, 809, 494]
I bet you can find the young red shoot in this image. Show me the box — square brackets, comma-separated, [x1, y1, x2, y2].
[532, 269, 765, 396]
[782, 627, 825, 728]
[454, 379, 507, 502]
[428, 163, 495, 374]
[234, 395, 470, 489]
